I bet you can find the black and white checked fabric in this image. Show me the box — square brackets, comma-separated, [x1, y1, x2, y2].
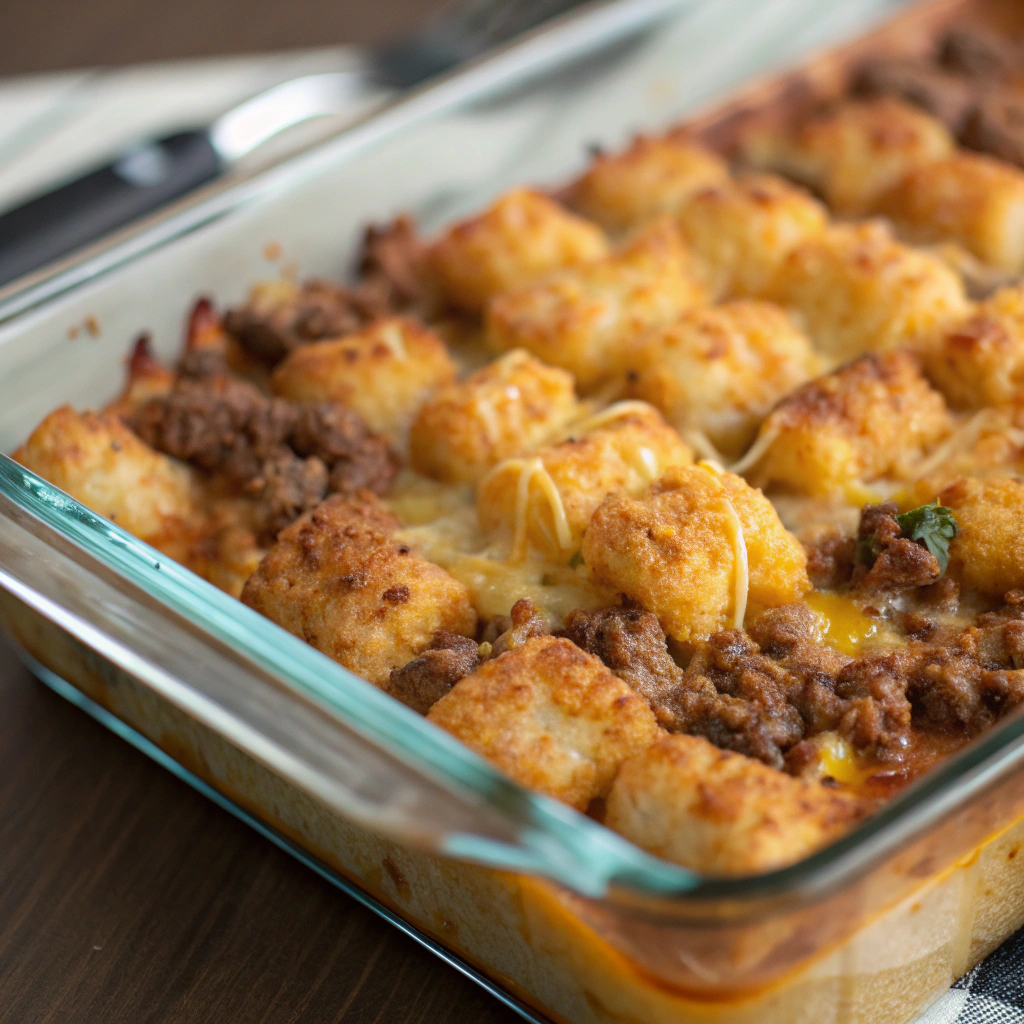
[915, 928, 1024, 1024]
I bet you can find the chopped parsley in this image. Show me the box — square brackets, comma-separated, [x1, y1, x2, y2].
[896, 503, 958, 573]
[569, 550, 585, 569]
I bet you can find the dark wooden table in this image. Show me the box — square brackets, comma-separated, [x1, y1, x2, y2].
[0, 628, 518, 1023]
[0, 6, 522, 1021]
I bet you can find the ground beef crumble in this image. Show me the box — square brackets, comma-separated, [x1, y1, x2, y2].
[223, 217, 432, 365]
[386, 599, 548, 715]
[565, 600, 1024, 773]
[129, 372, 396, 539]
[386, 631, 481, 714]
[852, 500, 942, 594]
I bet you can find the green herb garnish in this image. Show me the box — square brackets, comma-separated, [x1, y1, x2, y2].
[569, 550, 585, 569]
[895, 503, 958, 573]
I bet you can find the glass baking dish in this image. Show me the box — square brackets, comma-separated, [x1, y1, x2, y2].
[5, 1, 1024, 1021]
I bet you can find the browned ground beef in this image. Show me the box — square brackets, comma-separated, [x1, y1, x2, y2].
[386, 631, 481, 714]
[223, 217, 431, 365]
[290, 403, 399, 495]
[488, 598, 549, 657]
[254, 452, 329, 537]
[962, 93, 1024, 168]
[566, 600, 1024, 771]
[130, 373, 396, 538]
[852, 29, 1024, 164]
[806, 529, 856, 590]
[938, 26, 1017, 79]
[853, 501, 941, 594]
[852, 57, 975, 132]
[387, 599, 548, 714]
[561, 603, 685, 718]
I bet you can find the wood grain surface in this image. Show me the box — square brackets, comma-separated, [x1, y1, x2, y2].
[0, 629, 519, 1024]
[0, 0, 451, 77]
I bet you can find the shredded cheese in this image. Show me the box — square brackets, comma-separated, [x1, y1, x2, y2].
[378, 322, 408, 360]
[682, 423, 782, 477]
[682, 429, 726, 463]
[729, 421, 783, 475]
[913, 408, 1024, 480]
[565, 400, 655, 437]
[472, 395, 502, 446]
[483, 457, 573, 561]
[696, 460, 749, 628]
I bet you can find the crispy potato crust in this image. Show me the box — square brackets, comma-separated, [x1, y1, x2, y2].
[764, 221, 968, 362]
[409, 350, 579, 484]
[605, 733, 865, 875]
[924, 284, 1024, 409]
[939, 476, 1024, 598]
[428, 189, 608, 313]
[241, 494, 476, 685]
[876, 153, 1024, 273]
[485, 219, 706, 391]
[270, 316, 456, 442]
[477, 403, 692, 560]
[746, 97, 955, 216]
[582, 464, 809, 643]
[623, 300, 820, 459]
[14, 405, 207, 558]
[750, 351, 953, 498]
[676, 173, 828, 300]
[427, 635, 660, 809]
[566, 135, 729, 231]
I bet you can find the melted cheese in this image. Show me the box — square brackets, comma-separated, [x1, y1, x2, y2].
[697, 460, 749, 628]
[395, 504, 607, 625]
[565, 400, 659, 438]
[378, 322, 408, 360]
[814, 732, 875, 788]
[912, 408, 1024, 480]
[729, 421, 783, 475]
[683, 424, 782, 477]
[472, 394, 503, 446]
[805, 591, 880, 655]
[481, 456, 573, 562]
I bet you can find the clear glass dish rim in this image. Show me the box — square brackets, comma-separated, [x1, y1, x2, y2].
[2, 0, 1017, 914]
[5, 452, 1024, 914]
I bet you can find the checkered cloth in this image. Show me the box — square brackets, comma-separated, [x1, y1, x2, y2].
[914, 930, 1024, 1024]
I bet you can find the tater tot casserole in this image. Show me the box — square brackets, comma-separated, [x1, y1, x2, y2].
[19, 18, 1024, 884]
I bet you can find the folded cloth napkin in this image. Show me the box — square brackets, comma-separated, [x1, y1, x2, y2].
[1, 50, 1022, 1024]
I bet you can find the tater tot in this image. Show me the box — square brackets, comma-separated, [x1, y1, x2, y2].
[428, 635, 660, 809]
[745, 97, 955, 215]
[748, 351, 953, 499]
[623, 300, 820, 459]
[428, 189, 608, 313]
[938, 476, 1024, 599]
[676, 173, 828, 299]
[582, 463, 809, 643]
[241, 495, 476, 686]
[764, 221, 968, 362]
[408, 350, 580, 484]
[875, 152, 1024, 273]
[565, 135, 729, 231]
[477, 402, 692, 562]
[14, 406, 207, 557]
[486, 219, 706, 391]
[923, 284, 1024, 409]
[606, 734, 864, 874]
[270, 316, 456, 442]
